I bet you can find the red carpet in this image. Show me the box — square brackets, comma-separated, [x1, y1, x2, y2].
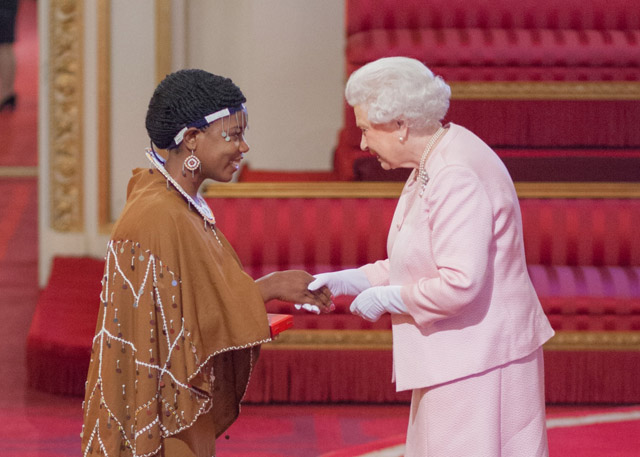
[0, 179, 32, 257]
[547, 406, 640, 457]
[320, 406, 640, 457]
[216, 405, 409, 456]
[1, 399, 639, 456]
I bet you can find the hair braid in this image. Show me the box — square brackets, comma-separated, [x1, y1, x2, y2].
[145, 69, 246, 149]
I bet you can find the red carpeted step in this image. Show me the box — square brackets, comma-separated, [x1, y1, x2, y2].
[26, 256, 104, 396]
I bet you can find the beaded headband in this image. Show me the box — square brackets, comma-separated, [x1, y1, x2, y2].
[172, 103, 247, 146]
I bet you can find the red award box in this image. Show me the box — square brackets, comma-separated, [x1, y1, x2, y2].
[267, 313, 293, 337]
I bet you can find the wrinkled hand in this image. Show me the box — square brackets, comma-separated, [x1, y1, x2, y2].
[350, 285, 408, 322]
[257, 270, 333, 313]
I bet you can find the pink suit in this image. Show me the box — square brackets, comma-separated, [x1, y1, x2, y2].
[361, 123, 554, 456]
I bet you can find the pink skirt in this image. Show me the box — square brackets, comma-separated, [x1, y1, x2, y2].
[405, 347, 549, 457]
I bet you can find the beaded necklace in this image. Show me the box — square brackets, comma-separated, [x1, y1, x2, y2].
[145, 148, 222, 245]
[417, 126, 447, 197]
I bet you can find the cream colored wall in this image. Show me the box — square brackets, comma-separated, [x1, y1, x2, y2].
[38, 0, 345, 285]
[186, 0, 346, 173]
[109, 1, 158, 217]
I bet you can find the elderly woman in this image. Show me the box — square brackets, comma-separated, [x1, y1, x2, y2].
[81, 69, 331, 457]
[311, 57, 554, 456]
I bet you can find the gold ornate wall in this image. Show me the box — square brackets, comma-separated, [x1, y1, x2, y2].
[49, 0, 84, 232]
[47, 0, 172, 232]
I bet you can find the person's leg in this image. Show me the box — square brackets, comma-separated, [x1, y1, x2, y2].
[0, 0, 18, 105]
[405, 372, 501, 456]
[0, 43, 16, 103]
[500, 347, 549, 456]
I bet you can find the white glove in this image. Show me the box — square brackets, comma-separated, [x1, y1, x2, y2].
[308, 269, 372, 297]
[350, 285, 408, 322]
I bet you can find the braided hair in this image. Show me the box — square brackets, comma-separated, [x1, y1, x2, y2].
[145, 69, 246, 149]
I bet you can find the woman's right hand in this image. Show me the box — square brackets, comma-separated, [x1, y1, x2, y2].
[256, 270, 333, 313]
[308, 269, 372, 297]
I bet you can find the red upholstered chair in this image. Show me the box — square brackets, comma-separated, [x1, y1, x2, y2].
[205, 192, 640, 335]
[336, 0, 640, 181]
[206, 193, 640, 403]
[520, 199, 640, 331]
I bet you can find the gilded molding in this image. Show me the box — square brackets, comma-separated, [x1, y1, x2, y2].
[514, 182, 640, 199]
[0, 166, 38, 178]
[204, 181, 405, 199]
[264, 330, 393, 351]
[263, 329, 640, 352]
[203, 181, 640, 199]
[543, 331, 640, 352]
[450, 81, 640, 100]
[49, 0, 84, 232]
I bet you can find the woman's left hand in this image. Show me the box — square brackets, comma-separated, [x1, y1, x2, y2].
[350, 285, 408, 322]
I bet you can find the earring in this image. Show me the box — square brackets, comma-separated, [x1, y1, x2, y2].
[399, 136, 404, 142]
[182, 148, 202, 177]
[221, 116, 227, 140]
[221, 116, 231, 142]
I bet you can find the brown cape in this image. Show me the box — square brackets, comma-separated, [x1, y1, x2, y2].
[81, 168, 271, 456]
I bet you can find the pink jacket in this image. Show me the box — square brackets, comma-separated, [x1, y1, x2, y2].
[361, 123, 554, 392]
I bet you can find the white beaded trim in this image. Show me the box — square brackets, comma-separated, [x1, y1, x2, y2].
[189, 337, 272, 382]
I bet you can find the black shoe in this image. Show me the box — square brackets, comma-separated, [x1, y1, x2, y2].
[0, 94, 17, 112]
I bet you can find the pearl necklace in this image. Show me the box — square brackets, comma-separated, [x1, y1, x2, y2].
[145, 149, 222, 245]
[417, 126, 446, 197]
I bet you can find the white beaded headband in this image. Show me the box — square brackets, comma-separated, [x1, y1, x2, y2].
[172, 103, 246, 146]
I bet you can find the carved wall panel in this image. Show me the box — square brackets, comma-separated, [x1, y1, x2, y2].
[49, 0, 84, 231]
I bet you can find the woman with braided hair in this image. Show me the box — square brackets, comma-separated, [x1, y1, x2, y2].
[81, 69, 332, 456]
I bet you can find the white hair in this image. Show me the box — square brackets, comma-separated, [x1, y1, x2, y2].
[345, 57, 451, 131]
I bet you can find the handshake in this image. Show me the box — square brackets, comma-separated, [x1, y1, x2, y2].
[258, 269, 408, 322]
[293, 268, 371, 314]
[293, 269, 408, 322]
